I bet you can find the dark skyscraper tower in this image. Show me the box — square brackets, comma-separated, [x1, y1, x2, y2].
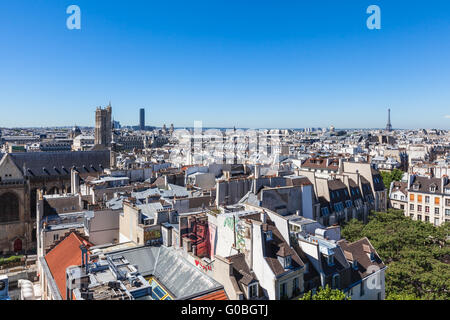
[139, 108, 145, 130]
[386, 108, 392, 132]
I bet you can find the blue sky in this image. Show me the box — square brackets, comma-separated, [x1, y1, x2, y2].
[0, 1, 450, 129]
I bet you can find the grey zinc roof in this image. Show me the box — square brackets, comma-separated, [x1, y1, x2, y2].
[9, 150, 110, 177]
[112, 246, 160, 276]
[106, 196, 124, 210]
[153, 246, 222, 299]
[131, 188, 160, 200]
[108, 245, 222, 299]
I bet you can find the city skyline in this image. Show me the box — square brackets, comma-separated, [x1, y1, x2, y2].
[1, 1, 450, 129]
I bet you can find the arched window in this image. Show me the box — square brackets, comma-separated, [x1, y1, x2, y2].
[30, 189, 37, 219]
[0, 192, 20, 223]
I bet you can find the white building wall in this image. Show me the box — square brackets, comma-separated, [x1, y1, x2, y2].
[349, 268, 386, 300]
[251, 223, 277, 299]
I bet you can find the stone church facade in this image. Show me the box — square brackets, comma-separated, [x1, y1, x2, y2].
[0, 150, 110, 254]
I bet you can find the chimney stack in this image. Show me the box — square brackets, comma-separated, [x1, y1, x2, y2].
[71, 169, 80, 194]
[261, 211, 267, 224]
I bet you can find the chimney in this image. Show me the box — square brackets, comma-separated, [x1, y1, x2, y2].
[80, 245, 89, 274]
[71, 169, 80, 194]
[261, 211, 267, 224]
[338, 158, 343, 174]
[255, 163, 260, 179]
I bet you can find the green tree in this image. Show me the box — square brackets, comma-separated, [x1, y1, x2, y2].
[341, 209, 450, 300]
[300, 285, 350, 300]
[380, 169, 404, 192]
[386, 292, 420, 300]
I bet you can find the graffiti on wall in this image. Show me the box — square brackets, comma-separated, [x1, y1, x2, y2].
[223, 215, 248, 253]
[144, 227, 161, 242]
[194, 259, 213, 272]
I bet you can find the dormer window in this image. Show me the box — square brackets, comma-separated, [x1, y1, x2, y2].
[430, 185, 436, 193]
[370, 252, 375, 262]
[284, 255, 292, 269]
[248, 283, 258, 299]
[265, 231, 273, 241]
[327, 254, 334, 266]
[352, 260, 358, 270]
[413, 184, 420, 191]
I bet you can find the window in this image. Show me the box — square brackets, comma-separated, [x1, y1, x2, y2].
[410, 204, 414, 211]
[332, 274, 340, 289]
[410, 194, 415, 201]
[418, 195, 422, 203]
[425, 216, 430, 222]
[377, 292, 381, 300]
[446, 199, 450, 206]
[435, 197, 440, 205]
[284, 256, 292, 269]
[417, 215, 422, 221]
[393, 194, 398, 199]
[425, 196, 430, 204]
[265, 231, 273, 241]
[434, 218, 440, 226]
[417, 205, 422, 212]
[401, 204, 405, 209]
[430, 186, 436, 193]
[327, 255, 335, 266]
[410, 214, 414, 219]
[280, 282, 287, 298]
[334, 202, 344, 212]
[293, 278, 299, 293]
[360, 281, 365, 296]
[425, 206, 430, 213]
[321, 207, 329, 217]
[345, 200, 352, 208]
[249, 283, 258, 298]
[353, 260, 358, 270]
[53, 234, 59, 241]
[446, 209, 450, 216]
[435, 208, 440, 215]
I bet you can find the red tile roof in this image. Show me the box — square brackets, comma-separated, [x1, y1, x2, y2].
[193, 289, 228, 300]
[45, 232, 92, 300]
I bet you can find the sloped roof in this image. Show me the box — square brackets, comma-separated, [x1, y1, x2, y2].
[45, 232, 92, 299]
[262, 220, 304, 276]
[337, 237, 385, 284]
[227, 253, 258, 286]
[193, 289, 228, 300]
[108, 245, 224, 299]
[9, 150, 110, 178]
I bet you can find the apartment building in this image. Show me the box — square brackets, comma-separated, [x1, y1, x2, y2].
[406, 175, 450, 225]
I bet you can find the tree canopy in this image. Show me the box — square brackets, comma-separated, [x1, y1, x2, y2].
[380, 169, 404, 192]
[300, 285, 350, 300]
[342, 209, 450, 300]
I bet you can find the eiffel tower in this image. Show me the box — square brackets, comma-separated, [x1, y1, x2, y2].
[386, 108, 392, 132]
